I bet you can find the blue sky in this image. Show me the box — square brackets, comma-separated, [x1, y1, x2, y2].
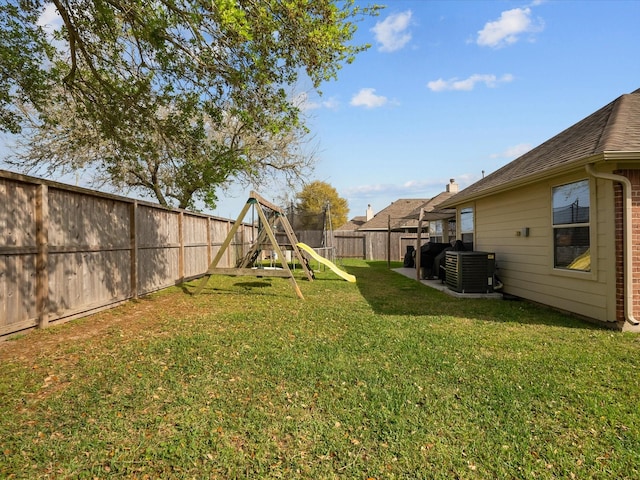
[2, 1, 640, 222]
[226, 0, 639, 222]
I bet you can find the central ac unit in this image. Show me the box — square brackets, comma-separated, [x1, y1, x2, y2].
[445, 251, 496, 293]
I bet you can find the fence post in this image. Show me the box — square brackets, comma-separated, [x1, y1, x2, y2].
[178, 211, 185, 282]
[416, 208, 424, 280]
[130, 201, 138, 299]
[35, 184, 49, 329]
[228, 219, 234, 267]
[387, 215, 391, 269]
[207, 217, 212, 266]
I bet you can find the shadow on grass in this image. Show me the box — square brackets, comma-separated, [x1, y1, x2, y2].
[180, 275, 304, 299]
[345, 261, 598, 330]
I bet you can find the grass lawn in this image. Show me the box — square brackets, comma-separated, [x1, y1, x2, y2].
[1, 260, 639, 479]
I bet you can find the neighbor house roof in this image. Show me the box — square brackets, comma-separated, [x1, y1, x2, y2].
[394, 191, 458, 229]
[359, 190, 457, 231]
[336, 215, 367, 231]
[358, 199, 430, 231]
[440, 88, 640, 207]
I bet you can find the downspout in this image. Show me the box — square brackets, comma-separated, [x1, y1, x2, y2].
[585, 163, 639, 325]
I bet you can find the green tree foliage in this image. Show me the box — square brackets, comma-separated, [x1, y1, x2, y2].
[0, 0, 380, 209]
[295, 180, 349, 230]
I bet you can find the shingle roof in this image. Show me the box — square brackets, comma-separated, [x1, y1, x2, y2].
[440, 88, 640, 206]
[336, 215, 367, 231]
[394, 191, 457, 229]
[358, 191, 457, 231]
[359, 199, 429, 231]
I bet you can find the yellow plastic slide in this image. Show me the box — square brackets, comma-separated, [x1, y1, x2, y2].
[296, 242, 356, 283]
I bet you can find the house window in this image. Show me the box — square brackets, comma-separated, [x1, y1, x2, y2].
[552, 179, 590, 271]
[429, 220, 443, 243]
[448, 219, 456, 240]
[460, 207, 474, 244]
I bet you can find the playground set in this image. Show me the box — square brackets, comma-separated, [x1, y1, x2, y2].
[194, 192, 354, 299]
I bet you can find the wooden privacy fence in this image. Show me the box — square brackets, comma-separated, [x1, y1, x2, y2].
[334, 233, 366, 259]
[283, 231, 422, 262]
[346, 232, 421, 262]
[0, 170, 254, 339]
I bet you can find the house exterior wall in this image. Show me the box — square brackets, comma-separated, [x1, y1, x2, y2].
[613, 169, 640, 326]
[628, 170, 640, 324]
[469, 171, 617, 325]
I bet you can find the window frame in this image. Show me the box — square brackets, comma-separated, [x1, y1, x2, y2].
[459, 205, 474, 244]
[550, 178, 596, 277]
[429, 219, 444, 243]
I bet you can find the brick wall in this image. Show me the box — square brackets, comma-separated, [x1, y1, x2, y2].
[613, 170, 640, 324]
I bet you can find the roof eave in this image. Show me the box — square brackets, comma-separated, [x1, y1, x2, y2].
[439, 153, 612, 208]
[602, 151, 640, 161]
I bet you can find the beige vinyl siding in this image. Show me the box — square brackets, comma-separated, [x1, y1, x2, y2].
[592, 176, 617, 321]
[473, 174, 616, 323]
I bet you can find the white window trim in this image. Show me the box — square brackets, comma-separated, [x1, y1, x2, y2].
[459, 205, 474, 243]
[549, 177, 597, 280]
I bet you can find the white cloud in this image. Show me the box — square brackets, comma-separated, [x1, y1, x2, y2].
[491, 143, 532, 159]
[477, 7, 544, 48]
[294, 92, 315, 110]
[343, 176, 481, 216]
[37, 4, 68, 53]
[427, 74, 514, 92]
[295, 92, 340, 111]
[343, 178, 454, 199]
[343, 184, 391, 197]
[320, 97, 340, 110]
[350, 88, 388, 108]
[371, 10, 413, 52]
[37, 3, 63, 32]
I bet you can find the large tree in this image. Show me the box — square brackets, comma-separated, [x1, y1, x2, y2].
[10, 98, 317, 209]
[295, 180, 348, 230]
[0, 0, 380, 209]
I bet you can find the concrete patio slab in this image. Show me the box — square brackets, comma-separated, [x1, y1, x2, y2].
[392, 268, 503, 299]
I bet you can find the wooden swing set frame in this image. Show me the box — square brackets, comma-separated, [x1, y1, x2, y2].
[193, 191, 314, 299]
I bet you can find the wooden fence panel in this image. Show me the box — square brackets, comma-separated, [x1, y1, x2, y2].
[272, 230, 406, 261]
[183, 214, 210, 279]
[0, 251, 37, 336]
[0, 177, 38, 335]
[358, 232, 418, 262]
[0, 178, 37, 247]
[46, 188, 134, 323]
[48, 188, 130, 249]
[0, 169, 256, 339]
[334, 234, 366, 259]
[295, 230, 323, 248]
[47, 250, 132, 321]
[46, 188, 131, 322]
[275, 230, 423, 261]
[209, 218, 231, 268]
[136, 205, 180, 294]
[271, 230, 423, 262]
[231, 225, 248, 266]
